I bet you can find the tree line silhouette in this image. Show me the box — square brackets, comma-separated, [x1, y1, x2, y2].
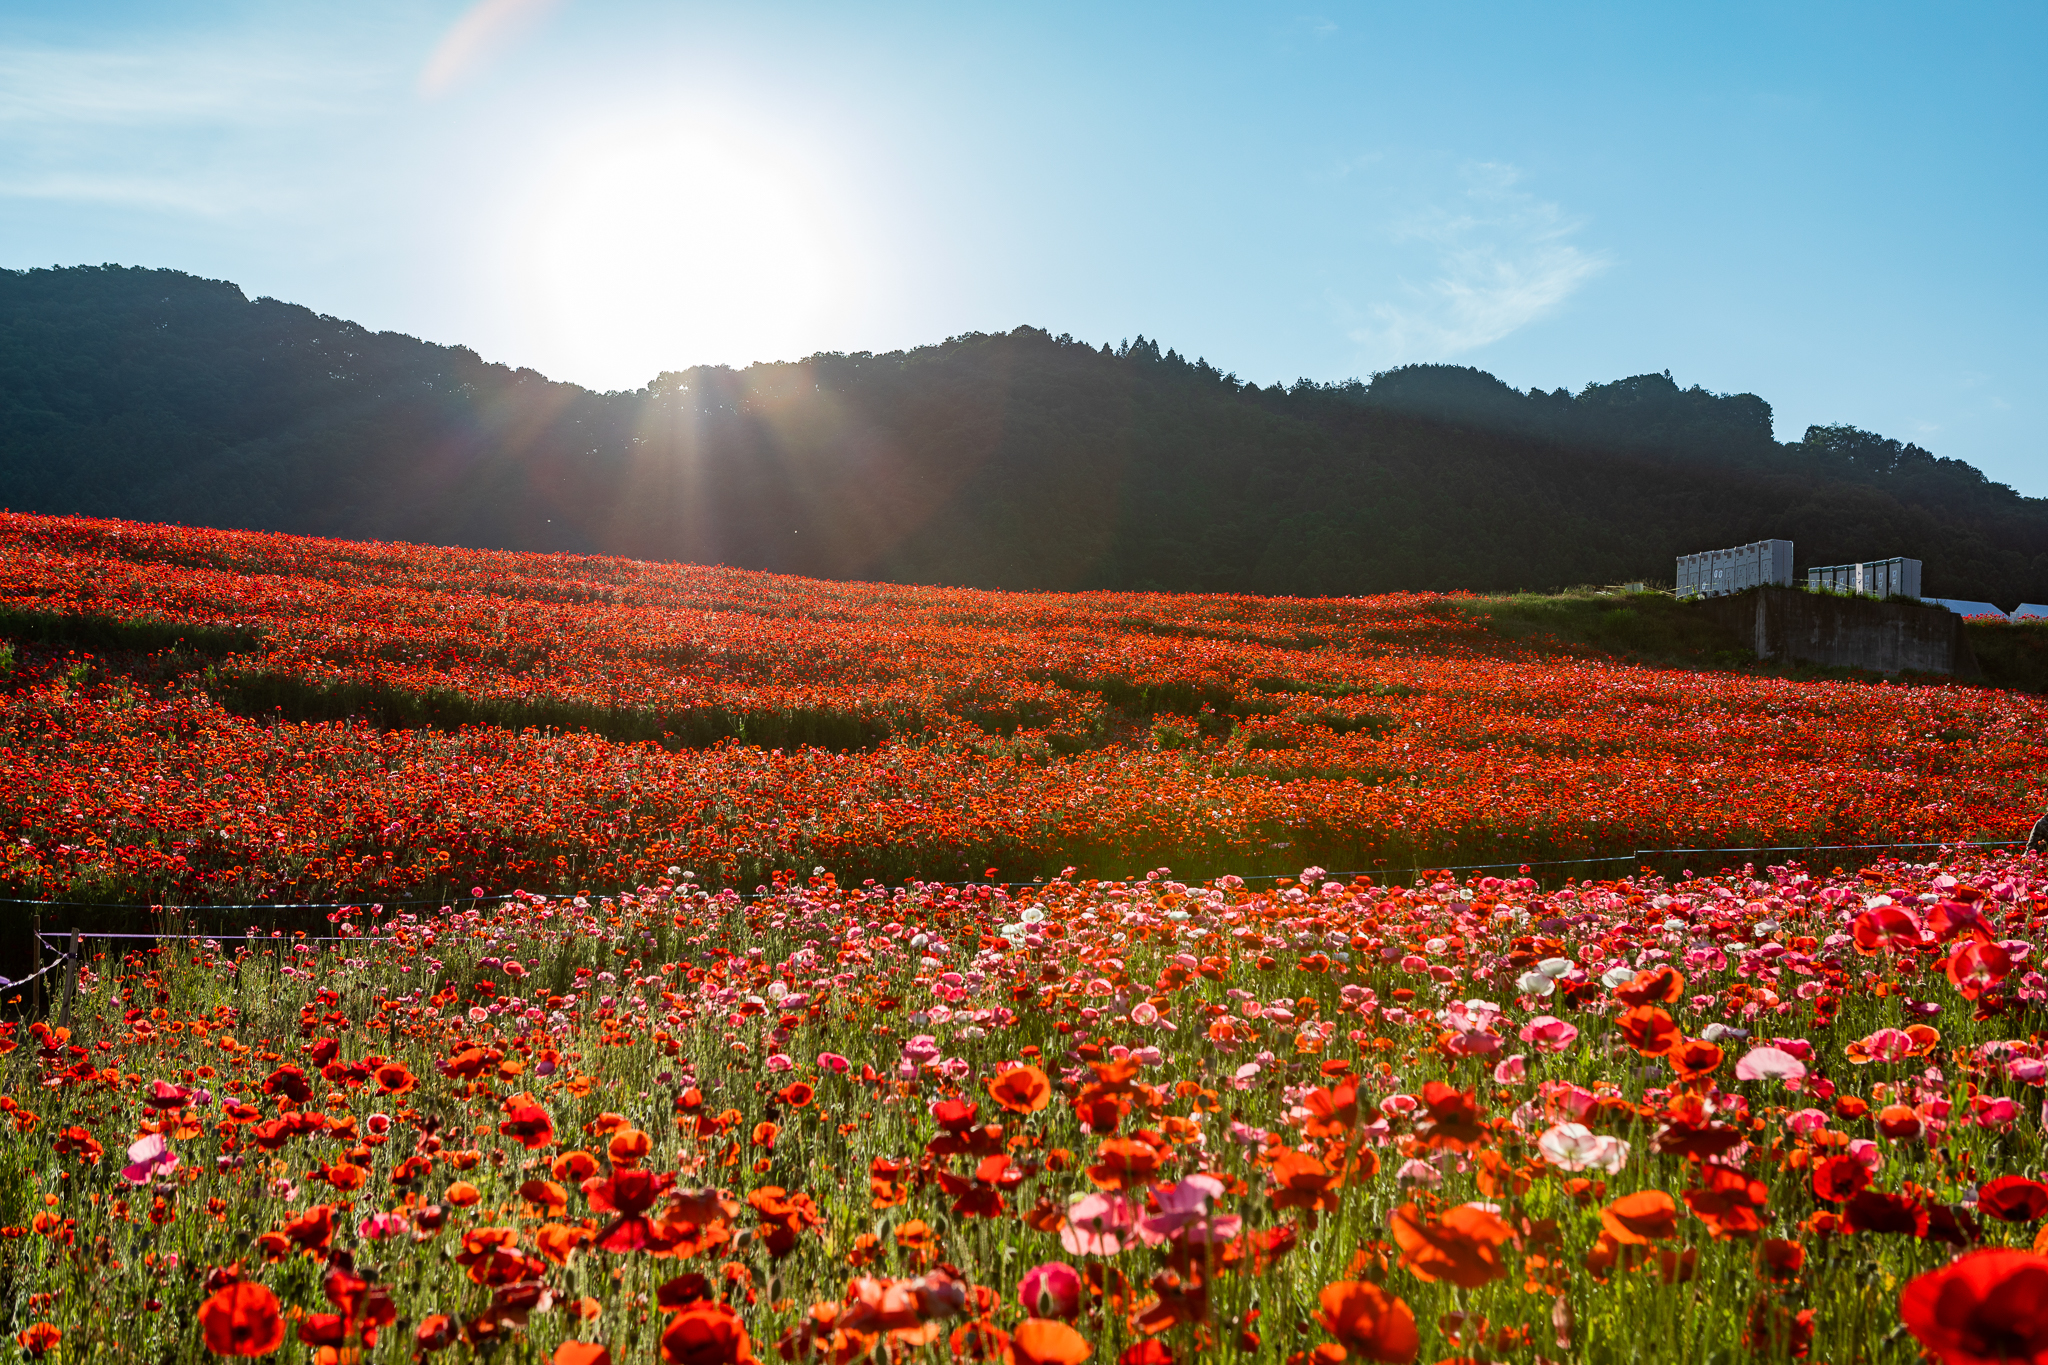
[4, 265, 2043, 605]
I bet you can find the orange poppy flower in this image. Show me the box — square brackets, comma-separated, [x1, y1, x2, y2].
[552, 1150, 601, 1182]
[1315, 1281, 1419, 1363]
[659, 1300, 754, 1364]
[1668, 1038, 1724, 1081]
[1268, 1149, 1343, 1216]
[1086, 1138, 1161, 1191]
[199, 1281, 287, 1357]
[1390, 1202, 1513, 1287]
[1599, 1191, 1679, 1245]
[989, 1065, 1053, 1114]
[608, 1128, 653, 1169]
[1006, 1318, 1092, 1365]
[553, 1343, 613, 1365]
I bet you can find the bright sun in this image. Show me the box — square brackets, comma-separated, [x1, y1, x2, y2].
[510, 112, 861, 386]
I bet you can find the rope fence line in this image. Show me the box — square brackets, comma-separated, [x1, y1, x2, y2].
[1, 953, 73, 992]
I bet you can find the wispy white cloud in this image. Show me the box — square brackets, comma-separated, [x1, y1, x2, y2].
[0, 37, 389, 218]
[0, 43, 376, 128]
[1346, 162, 1609, 364]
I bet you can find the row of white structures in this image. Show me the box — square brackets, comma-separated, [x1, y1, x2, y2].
[1675, 540, 2046, 620]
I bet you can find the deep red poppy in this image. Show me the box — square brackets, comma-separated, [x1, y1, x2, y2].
[199, 1281, 287, 1357]
[1980, 1176, 2048, 1224]
[1898, 1249, 2048, 1365]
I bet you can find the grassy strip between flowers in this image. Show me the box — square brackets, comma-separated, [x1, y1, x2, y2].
[0, 851, 2044, 1362]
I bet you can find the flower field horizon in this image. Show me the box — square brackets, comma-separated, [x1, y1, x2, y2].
[0, 513, 2044, 913]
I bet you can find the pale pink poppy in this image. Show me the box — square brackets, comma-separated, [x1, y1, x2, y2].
[1518, 1016, 1580, 1053]
[1735, 1046, 1808, 1084]
[1536, 1122, 1629, 1174]
[1060, 1193, 1138, 1256]
[121, 1133, 178, 1185]
[1136, 1175, 1241, 1246]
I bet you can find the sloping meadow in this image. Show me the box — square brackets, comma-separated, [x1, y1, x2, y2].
[0, 514, 2044, 907]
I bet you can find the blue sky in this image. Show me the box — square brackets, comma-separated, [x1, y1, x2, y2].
[3, 1, 2044, 493]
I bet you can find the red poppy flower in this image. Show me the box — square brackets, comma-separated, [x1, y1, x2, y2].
[499, 1104, 556, 1149]
[1683, 1164, 1769, 1239]
[1759, 1238, 1806, 1283]
[1811, 1155, 1873, 1204]
[261, 1065, 314, 1105]
[775, 1081, 814, 1108]
[1315, 1281, 1419, 1363]
[415, 1315, 457, 1353]
[374, 1061, 417, 1094]
[659, 1301, 755, 1364]
[1415, 1082, 1487, 1147]
[1899, 1249, 2048, 1365]
[14, 1325, 60, 1359]
[1301, 1081, 1361, 1139]
[199, 1281, 287, 1357]
[1981, 1176, 2048, 1224]
[1618, 1005, 1681, 1057]
[1744, 1298, 1815, 1359]
[1946, 938, 2013, 1001]
[554, 1343, 614, 1365]
[1846, 1189, 1929, 1238]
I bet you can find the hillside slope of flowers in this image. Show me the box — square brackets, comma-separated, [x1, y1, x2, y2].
[4, 852, 2046, 1362]
[0, 514, 2044, 903]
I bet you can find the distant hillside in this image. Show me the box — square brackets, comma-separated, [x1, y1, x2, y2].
[4, 264, 2045, 604]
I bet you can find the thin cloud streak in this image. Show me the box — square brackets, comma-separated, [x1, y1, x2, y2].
[0, 43, 377, 128]
[1348, 163, 1610, 364]
[0, 36, 390, 219]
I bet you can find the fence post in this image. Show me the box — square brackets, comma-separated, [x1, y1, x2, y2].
[29, 913, 41, 1016]
[57, 929, 79, 1030]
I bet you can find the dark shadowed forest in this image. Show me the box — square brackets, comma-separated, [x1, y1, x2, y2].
[6, 265, 2045, 604]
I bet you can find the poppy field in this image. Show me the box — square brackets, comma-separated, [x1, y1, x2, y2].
[0, 513, 2044, 907]
[3, 513, 2048, 1362]
[3, 850, 2048, 1362]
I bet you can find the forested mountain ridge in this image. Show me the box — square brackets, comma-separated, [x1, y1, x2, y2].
[5, 264, 2045, 604]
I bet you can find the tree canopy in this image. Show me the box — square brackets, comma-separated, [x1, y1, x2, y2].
[5, 265, 2044, 605]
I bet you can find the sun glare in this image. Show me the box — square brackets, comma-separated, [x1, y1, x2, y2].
[508, 114, 862, 387]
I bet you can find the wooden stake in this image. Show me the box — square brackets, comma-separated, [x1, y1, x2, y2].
[57, 930, 79, 1030]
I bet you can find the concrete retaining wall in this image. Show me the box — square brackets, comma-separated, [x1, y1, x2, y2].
[1694, 587, 1981, 678]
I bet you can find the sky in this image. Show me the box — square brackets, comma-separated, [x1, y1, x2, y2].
[2, 1, 2044, 495]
